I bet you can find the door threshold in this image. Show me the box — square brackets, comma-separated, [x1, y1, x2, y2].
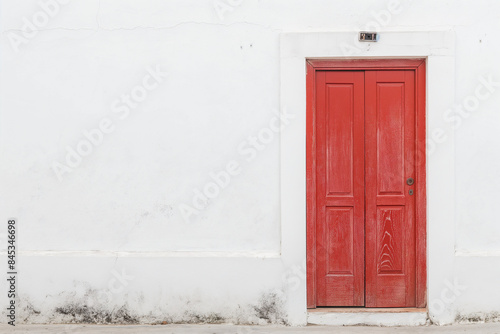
[307, 308, 428, 326]
[309, 307, 427, 313]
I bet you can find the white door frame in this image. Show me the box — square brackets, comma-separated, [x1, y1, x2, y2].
[279, 30, 457, 324]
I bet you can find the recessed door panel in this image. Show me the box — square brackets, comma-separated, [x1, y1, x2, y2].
[326, 84, 354, 196]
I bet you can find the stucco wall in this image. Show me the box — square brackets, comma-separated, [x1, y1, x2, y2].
[0, 0, 499, 326]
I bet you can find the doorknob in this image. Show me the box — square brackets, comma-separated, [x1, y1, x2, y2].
[406, 178, 414, 186]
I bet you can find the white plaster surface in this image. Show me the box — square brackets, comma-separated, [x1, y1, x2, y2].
[307, 311, 428, 326]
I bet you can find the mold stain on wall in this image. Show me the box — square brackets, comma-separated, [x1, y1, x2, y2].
[16, 286, 289, 325]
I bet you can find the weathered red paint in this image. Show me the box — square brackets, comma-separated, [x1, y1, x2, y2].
[365, 70, 416, 307]
[314, 70, 365, 306]
[306, 59, 426, 309]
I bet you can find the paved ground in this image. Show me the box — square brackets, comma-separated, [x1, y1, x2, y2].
[1, 323, 500, 333]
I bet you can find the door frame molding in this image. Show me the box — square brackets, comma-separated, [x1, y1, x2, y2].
[306, 58, 427, 308]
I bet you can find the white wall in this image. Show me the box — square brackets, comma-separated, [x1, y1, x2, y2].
[0, 0, 499, 326]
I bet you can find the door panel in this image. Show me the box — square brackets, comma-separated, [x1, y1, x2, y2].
[315, 71, 365, 306]
[365, 70, 416, 307]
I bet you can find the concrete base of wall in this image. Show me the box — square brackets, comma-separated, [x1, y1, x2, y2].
[307, 309, 428, 326]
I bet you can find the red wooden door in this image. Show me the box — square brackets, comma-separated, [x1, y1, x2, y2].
[313, 67, 419, 307]
[365, 70, 416, 307]
[315, 71, 365, 306]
